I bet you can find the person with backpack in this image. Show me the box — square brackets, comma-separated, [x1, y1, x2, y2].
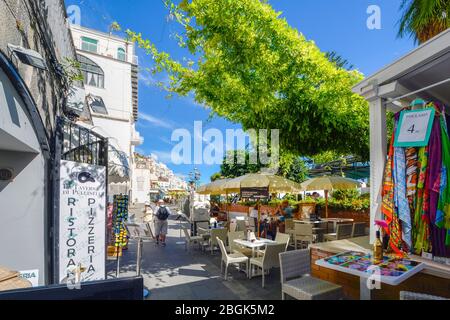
[154, 199, 171, 246]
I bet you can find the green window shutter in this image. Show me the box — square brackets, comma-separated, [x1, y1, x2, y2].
[81, 37, 98, 53]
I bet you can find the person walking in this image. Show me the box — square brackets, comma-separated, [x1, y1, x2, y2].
[154, 199, 171, 246]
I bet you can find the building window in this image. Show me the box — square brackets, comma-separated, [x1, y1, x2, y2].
[77, 54, 104, 88]
[86, 94, 108, 114]
[81, 37, 98, 53]
[117, 48, 126, 61]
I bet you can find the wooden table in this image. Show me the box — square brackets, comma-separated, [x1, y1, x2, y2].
[0, 267, 32, 292]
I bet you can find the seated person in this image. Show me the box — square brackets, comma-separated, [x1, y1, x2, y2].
[275, 200, 293, 222]
[274, 200, 293, 234]
[209, 202, 220, 217]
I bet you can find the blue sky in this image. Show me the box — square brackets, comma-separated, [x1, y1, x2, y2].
[65, 0, 415, 184]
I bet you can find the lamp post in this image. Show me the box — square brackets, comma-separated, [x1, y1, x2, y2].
[188, 168, 201, 235]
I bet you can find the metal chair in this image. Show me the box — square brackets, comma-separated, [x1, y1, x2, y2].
[293, 223, 314, 249]
[249, 243, 286, 288]
[324, 223, 353, 241]
[351, 222, 367, 237]
[217, 238, 249, 281]
[279, 249, 343, 300]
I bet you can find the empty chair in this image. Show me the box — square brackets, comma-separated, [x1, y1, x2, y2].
[275, 232, 291, 251]
[227, 231, 246, 253]
[284, 219, 295, 238]
[324, 223, 353, 241]
[399, 291, 449, 300]
[293, 224, 314, 249]
[249, 243, 285, 288]
[279, 249, 343, 300]
[209, 228, 228, 254]
[183, 228, 207, 251]
[258, 232, 290, 256]
[217, 238, 249, 280]
[351, 222, 367, 237]
[236, 219, 247, 232]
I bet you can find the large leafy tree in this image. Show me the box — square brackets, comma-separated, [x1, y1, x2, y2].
[126, 0, 369, 159]
[212, 149, 308, 183]
[398, 0, 450, 44]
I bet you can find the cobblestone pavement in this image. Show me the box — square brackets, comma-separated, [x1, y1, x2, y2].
[107, 204, 281, 300]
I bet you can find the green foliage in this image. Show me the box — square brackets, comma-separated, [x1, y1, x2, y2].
[125, 0, 370, 160]
[316, 190, 369, 212]
[216, 149, 308, 183]
[210, 172, 223, 181]
[398, 0, 450, 44]
[331, 189, 360, 201]
[61, 57, 84, 87]
[219, 150, 264, 178]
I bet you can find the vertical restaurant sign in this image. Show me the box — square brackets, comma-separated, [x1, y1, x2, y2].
[58, 160, 106, 284]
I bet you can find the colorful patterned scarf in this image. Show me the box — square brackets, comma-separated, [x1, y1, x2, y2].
[414, 147, 430, 254]
[382, 132, 403, 254]
[405, 148, 418, 212]
[394, 146, 412, 250]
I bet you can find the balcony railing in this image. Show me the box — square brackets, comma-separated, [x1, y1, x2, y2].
[74, 39, 138, 65]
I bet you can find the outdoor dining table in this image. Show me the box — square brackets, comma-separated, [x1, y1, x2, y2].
[233, 238, 276, 258]
[315, 251, 425, 300]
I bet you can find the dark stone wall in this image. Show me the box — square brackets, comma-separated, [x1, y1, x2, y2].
[0, 0, 76, 141]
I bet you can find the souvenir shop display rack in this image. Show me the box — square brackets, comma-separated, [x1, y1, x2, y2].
[352, 29, 450, 265]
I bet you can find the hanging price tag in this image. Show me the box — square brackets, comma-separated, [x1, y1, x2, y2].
[394, 108, 435, 147]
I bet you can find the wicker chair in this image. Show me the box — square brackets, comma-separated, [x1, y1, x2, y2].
[399, 291, 449, 300]
[210, 228, 228, 254]
[249, 243, 286, 288]
[351, 222, 367, 237]
[324, 223, 353, 241]
[217, 238, 249, 280]
[182, 228, 208, 251]
[293, 224, 314, 249]
[284, 219, 295, 240]
[279, 249, 343, 300]
[258, 232, 290, 256]
[227, 231, 246, 253]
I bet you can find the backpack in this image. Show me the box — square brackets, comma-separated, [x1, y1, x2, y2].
[156, 206, 169, 220]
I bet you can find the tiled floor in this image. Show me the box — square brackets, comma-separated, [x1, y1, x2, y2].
[107, 206, 281, 300]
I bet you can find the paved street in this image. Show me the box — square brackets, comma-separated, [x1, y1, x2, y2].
[107, 205, 281, 300]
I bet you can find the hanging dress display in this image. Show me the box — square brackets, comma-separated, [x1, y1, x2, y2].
[382, 101, 450, 259]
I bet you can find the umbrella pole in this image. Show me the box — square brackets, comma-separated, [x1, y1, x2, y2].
[257, 200, 261, 238]
[325, 190, 329, 219]
[226, 192, 229, 227]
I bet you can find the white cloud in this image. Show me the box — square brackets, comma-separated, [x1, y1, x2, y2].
[139, 112, 175, 129]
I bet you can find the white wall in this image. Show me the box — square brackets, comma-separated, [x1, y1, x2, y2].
[0, 69, 46, 286]
[71, 25, 142, 197]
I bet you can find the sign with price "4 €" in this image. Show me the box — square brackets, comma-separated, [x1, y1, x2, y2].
[394, 108, 435, 147]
